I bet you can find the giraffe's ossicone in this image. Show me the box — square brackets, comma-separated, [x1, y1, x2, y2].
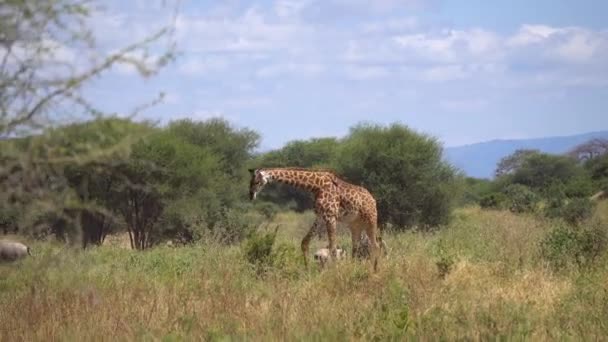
[248, 167, 381, 271]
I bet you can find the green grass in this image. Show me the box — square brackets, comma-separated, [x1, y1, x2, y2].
[1, 204, 608, 340]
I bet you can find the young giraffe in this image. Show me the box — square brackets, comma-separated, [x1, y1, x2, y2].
[248, 167, 381, 271]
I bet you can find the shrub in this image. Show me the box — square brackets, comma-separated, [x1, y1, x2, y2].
[253, 202, 280, 220]
[511, 153, 581, 191]
[563, 176, 594, 199]
[503, 184, 539, 213]
[540, 222, 608, 270]
[459, 177, 495, 206]
[0, 206, 18, 234]
[335, 123, 459, 229]
[211, 208, 263, 245]
[544, 197, 595, 226]
[269, 242, 303, 279]
[243, 227, 279, 273]
[544, 197, 566, 220]
[479, 192, 506, 209]
[433, 238, 456, 279]
[561, 198, 596, 226]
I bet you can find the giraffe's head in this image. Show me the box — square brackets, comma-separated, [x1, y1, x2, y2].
[248, 168, 271, 200]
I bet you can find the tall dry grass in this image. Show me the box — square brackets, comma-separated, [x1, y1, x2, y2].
[1, 205, 608, 340]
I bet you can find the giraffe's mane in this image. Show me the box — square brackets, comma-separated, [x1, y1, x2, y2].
[263, 166, 339, 175]
[256, 166, 362, 186]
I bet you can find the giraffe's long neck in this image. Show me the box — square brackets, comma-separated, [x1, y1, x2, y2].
[263, 168, 335, 194]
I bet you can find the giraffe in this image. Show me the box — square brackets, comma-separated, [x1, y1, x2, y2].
[248, 167, 381, 271]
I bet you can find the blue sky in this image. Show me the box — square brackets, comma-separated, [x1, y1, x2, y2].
[84, 0, 608, 150]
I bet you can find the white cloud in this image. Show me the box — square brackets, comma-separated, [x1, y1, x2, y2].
[393, 28, 502, 63]
[222, 96, 273, 109]
[439, 98, 488, 112]
[507, 25, 608, 64]
[174, 7, 311, 54]
[120, 1, 607, 91]
[344, 65, 391, 80]
[256, 62, 324, 78]
[507, 24, 560, 46]
[177, 57, 229, 75]
[90, 0, 608, 126]
[555, 30, 601, 63]
[421, 65, 469, 82]
[274, 0, 314, 19]
[362, 17, 419, 34]
[329, 0, 437, 13]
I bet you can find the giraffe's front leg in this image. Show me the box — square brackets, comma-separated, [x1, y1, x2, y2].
[301, 218, 321, 268]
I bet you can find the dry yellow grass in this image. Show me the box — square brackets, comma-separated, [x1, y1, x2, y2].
[1, 205, 607, 340]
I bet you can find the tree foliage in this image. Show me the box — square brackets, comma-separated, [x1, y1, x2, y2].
[494, 149, 540, 178]
[335, 123, 459, 229]
[502, 184, 539, 214]
[568, 138, 608, 162]
[0, 0, 177, 246]
[510, 153, 582, 192]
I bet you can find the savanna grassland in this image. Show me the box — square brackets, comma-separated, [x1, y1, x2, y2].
[2, 202, 608, 341]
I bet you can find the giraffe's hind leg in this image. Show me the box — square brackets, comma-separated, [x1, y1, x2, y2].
[362, 218, 380, 272]
[349, 219, 363, 259]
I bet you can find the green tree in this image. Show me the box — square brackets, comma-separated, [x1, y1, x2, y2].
[502, 184, 539, 214]
[0, 0, 177, 240]
[495, 149, 540, 178]
[335, 123, 459, 229]
[567, 138, 608, 162]
[110, 118, 262, 248]
[459, 177, 496, 206]
[585, 154, 608, 192]
[511, 153, 582, 193]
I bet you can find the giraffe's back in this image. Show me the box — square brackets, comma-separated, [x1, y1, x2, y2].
[332, 177, 377, 224]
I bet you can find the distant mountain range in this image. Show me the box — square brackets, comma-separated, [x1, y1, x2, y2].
[444, 131, 608, 179]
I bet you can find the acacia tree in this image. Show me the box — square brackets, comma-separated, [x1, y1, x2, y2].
[335, 123, 459, 229]
[0, 0, 178, 240]
[495, 149, 540, 178]
[568, 138, 608, 162]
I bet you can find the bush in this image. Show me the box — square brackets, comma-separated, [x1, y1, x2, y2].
[479, 192, 506, 209]
[433, 238, 456, 279]
[459, 177, 495, 206]
[503, 184, 539, 213]
[563, 176, 594, 199]
[540, 222, 608, 270]
[544, 197, 595, 226]
[543, 197, 566, 220]
[561, 198, 596, 226]
[0, 206, 18, 234]
[211, 208, 264, 245]
[253, 202, 280, 220]
[511, 153, 581, 191]
[243, 227, 279, 271]
[269, 242, 303, 279]
[335, 123, 459, 229]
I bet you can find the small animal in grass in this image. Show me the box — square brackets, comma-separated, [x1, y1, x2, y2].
[0, 240, 32, 262]
[313, 246, 346, 268]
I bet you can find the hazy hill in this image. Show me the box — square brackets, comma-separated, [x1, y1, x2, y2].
[445, 131, 608, 179]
